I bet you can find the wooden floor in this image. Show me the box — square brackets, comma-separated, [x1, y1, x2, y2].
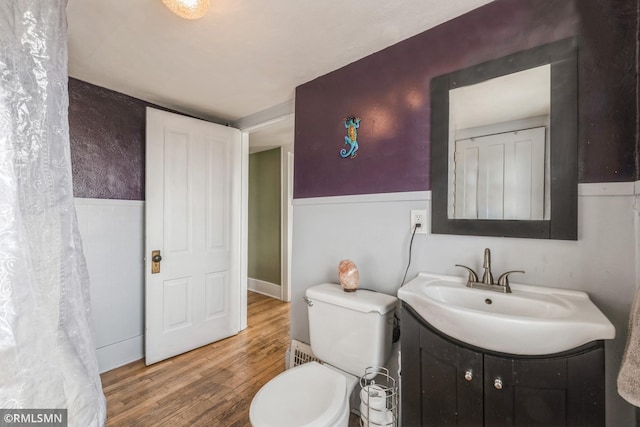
[101, 292, 290, 426]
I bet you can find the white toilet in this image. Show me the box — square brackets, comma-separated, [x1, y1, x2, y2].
[249, 283, 397, 427]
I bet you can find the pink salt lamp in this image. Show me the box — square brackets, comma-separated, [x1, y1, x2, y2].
[338, 259, 359, 292]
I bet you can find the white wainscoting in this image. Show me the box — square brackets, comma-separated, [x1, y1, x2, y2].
[291, 182, 640, 427]
[75, 198, 145, 373]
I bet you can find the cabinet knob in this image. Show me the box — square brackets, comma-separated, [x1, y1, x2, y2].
[494, 378, 503, 390]
[464, 370, 473, 382]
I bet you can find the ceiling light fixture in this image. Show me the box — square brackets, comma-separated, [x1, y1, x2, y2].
[162, 0, 210, 20]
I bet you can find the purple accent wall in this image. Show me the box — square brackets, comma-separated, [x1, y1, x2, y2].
[576, 0, 637, 182]
[293, 0, 638, 199]
[69, 78, 146, 200]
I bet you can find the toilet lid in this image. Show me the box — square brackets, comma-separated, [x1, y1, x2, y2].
[250, 361, 347, 427]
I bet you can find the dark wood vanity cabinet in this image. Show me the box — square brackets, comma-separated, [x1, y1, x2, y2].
[401, 304, 605, 427]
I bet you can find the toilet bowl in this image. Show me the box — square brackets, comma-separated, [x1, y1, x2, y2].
[250, 283, 397, 427]
[249, 361, 357, 427]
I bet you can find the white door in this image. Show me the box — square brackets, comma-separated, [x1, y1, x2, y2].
[145, 107, 242, 365]
[454, 126, 546, 220]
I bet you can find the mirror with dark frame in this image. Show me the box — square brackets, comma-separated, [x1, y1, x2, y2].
[430, 37, 578, 240]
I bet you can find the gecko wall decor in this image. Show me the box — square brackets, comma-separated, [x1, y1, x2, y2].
[340, 116, 360, 159]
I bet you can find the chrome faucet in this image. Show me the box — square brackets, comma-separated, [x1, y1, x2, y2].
[481, 248, 493, 285]
[456, 248, 524, 293]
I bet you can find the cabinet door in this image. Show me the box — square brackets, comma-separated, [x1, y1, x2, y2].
[419, 322, 483, 426]
[485, 355, 568, 427]
[565, 347, 605, 427]
[484, 349, 605, 427]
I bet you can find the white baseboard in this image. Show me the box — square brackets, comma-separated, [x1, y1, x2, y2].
[248, 278, 281, 299]
[96, 335, 144, 373]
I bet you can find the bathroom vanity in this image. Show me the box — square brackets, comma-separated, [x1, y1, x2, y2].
[401, 304, 605, 427]
[397, 271, 614, 427]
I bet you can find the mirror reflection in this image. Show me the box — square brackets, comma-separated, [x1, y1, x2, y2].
[430, 37, 577, 240]
[448, 65, 551, 220]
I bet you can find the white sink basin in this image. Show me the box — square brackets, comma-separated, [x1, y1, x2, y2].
[398, 272, 615, 355]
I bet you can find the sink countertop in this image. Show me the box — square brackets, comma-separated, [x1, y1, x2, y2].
[398, 272, 615, 355]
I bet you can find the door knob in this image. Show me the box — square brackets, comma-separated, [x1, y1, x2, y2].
[464, 369, 473, 381]
[494, 378, 503, 390]
[151, 250, 162, 274]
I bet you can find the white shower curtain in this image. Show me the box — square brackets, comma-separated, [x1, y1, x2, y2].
[0, 1, 106, 426]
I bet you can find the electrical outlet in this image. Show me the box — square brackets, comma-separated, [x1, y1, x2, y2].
[410, 209, 427, 234]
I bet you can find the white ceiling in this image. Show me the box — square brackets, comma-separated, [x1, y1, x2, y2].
[450, 65, 550, 131]
[66, 0, 493, 146]
[247, 115, 295, 153]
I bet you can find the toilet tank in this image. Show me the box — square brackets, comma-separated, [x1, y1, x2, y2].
[306, 283, 397, 377]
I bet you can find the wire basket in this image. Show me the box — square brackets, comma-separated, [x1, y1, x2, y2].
[359, 366, 398, 427]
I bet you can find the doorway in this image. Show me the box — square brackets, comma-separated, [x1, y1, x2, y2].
[244, 115, 294, 302]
